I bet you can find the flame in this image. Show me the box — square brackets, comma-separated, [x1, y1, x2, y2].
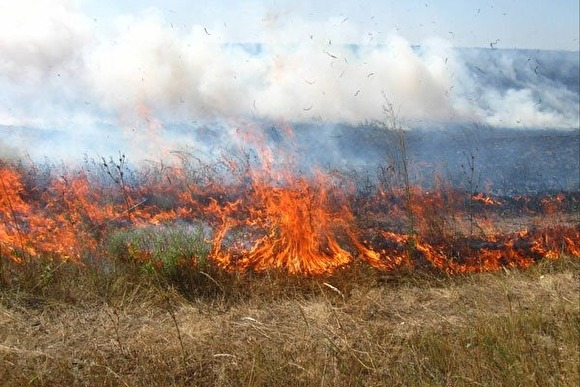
[0, 166, 32, 262]
[0, 136, 578, 276]
[472, 192, 503, 206]
[209, 178, 355, 274]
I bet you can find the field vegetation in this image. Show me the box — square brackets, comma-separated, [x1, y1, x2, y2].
[0, 129, 578, 385]
[1, 251, 578, 386]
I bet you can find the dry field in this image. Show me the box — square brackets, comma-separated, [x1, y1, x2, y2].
[1, 255, 578, 386]
[0, 132, 578, 385]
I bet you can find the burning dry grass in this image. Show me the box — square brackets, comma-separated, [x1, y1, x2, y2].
[0, 149, 578, 385]
[0, 256, 578, 386]
[1, 156, 577, 276]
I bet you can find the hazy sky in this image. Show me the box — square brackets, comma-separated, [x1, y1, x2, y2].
[1, 0, 578, 161]
[79, 0, 580, 50]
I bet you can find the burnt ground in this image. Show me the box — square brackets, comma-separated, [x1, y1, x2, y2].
[287, 124, 580, 196]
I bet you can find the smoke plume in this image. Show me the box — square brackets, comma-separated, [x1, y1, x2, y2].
[0, 1, 578, 161]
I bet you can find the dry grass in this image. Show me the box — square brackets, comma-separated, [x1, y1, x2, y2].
[0, 256, 578, 386]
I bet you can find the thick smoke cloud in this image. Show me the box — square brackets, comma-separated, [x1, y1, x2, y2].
[84, 13, 458, 124]
[0, 0, 93, 133]
[453, 48, 580, 128]
[0, 0, 91, 80]
[0, 1, 578, 161]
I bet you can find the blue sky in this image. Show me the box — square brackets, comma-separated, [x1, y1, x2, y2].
[79, 0, 580, 50]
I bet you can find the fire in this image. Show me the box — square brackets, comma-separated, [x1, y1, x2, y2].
[0, 138, 578, 276]
[209, 178, 355, 274]
[472, 192, 503, 206]
[0, 166, 32, 262]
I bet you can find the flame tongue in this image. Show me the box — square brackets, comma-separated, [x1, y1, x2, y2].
[210, 178, 355, 275]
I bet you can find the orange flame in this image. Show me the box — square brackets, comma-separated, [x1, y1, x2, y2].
[208, 176, 358, 275]
[0, 139, 578, 276]
[472, 192, 503, 206]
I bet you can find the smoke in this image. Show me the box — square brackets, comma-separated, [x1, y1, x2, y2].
[0, 0, 91, 80]
[0, 0, 93, 132]
[83, 12, 458, 124]
[0, 0, 578, 162]
[452, 48, 580, 128]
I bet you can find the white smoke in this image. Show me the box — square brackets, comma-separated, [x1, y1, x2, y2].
[84, 12, 458, 124]
[0, 0, 93, 130]
[0, 0, 578, 161]
[0, 0, 92, 80]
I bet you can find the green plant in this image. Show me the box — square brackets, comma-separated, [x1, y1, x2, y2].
[106, 224, 210, 275]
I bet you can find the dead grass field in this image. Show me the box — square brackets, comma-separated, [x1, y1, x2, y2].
[1, 255, 578, 386]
